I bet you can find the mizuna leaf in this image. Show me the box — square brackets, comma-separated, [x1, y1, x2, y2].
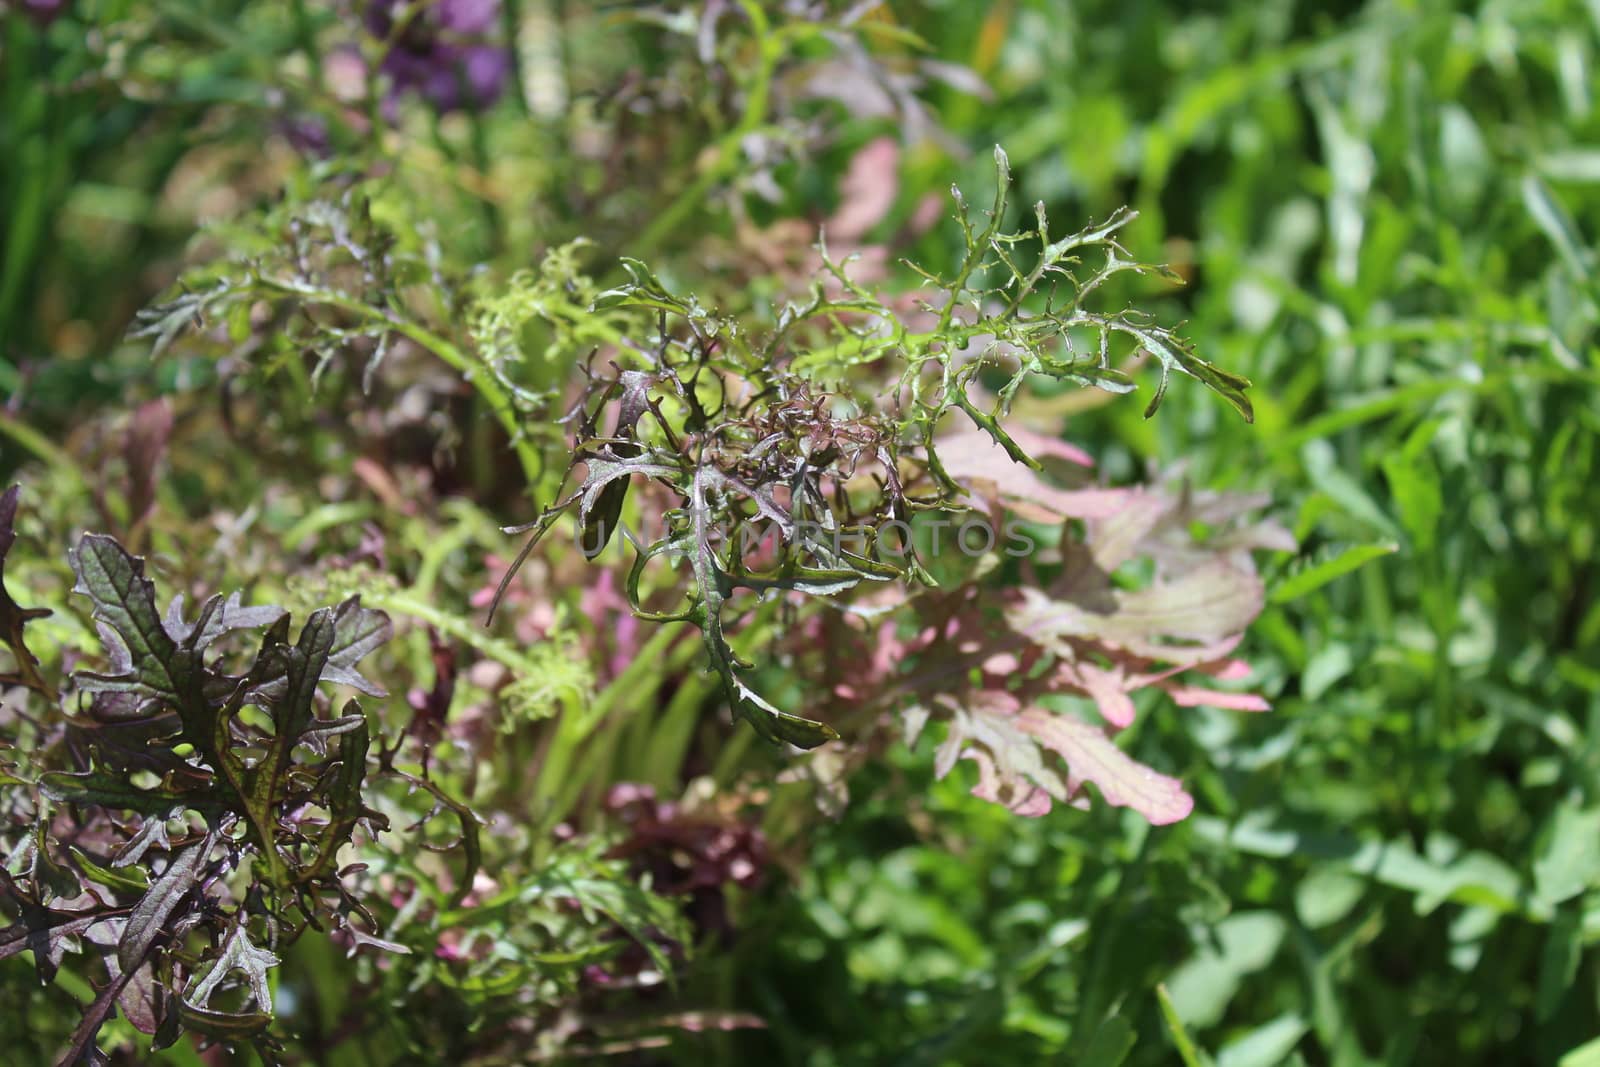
[951, 390, 1043, 471]
[581, 476, 630, 559]
[0, 908, 119, 967]
[899, 481, 1279, 823]
[245, 597, 391, 700]
[234, 609, 343, 864]
[1097, 562, 1265, 645]
[578, 373, 653, 559]
[1010, 560, 1263, 654]
[1015, 708, 1194, 825]
[1125, 318, 1254, 424]
[940, 700, 1062, 816]
[188, 921, 280, 1013]
[108, 956, 164, 1037]
[54, 967, 136, 1067]
[684, 469, 839, 750]
[162, 591, 285, 648]
[111, 810, 174, 869]
[40, 770, 199, 817]
[32, 826, 83, 900]
[304, 702, 373, 882]
[936, 429, 1132, 523]
[732, 674, 839, 750]
[931, 695, 1192, 824]
[724, 560, 892, 598]
[173, 997, 274, 1042]
[0, 485, 52, 691]
[69, 848, 151, 895]
[117, 833, 214, 974]
[69, 533, 186, 705]
[266, 607, 339, 747]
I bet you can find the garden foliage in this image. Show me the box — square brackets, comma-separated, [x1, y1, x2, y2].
[3, 1, 1599, 1065]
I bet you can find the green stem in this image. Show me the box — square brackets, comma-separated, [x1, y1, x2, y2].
[257, 279, 545, 489]
[290, 0, 325, 91]
[0, 410, 90, 494]
[632, 2, 782, 257]
[371, 588, 544, 677]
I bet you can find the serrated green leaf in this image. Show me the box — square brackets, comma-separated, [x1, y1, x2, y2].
[1381, 451, 1442, 554]
[40, 770, 198, 817]
[1079, 1015, 1137, 1067]
[69, 847, 150, 895]
[1269, 542, 1397, 603]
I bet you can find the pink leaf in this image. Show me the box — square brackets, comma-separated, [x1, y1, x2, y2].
[1016, 709, 1194, 825]
[937, 428, 1129, 521]
[1161, 684, 1271, 712]
[967, 748, 1054, 816]
[878, 478, 1283, 826]
[1076, 663, 1138, 729]
[826, 137, 900, 242]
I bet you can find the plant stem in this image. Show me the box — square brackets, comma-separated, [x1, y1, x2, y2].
[632, 1, 782, 257]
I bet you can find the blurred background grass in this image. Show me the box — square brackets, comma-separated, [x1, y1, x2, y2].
[4, 1, 1600, 1064]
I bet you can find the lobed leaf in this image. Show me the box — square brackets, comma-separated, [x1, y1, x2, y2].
[0, 485, 52, 691]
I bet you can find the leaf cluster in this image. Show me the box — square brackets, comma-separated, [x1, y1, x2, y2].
[490, 149, 1258, 753]
[0, 486, 463, 1063]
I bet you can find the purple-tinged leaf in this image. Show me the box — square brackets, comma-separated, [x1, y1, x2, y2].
[111, 959, 163, 1036]
[162, 592, 286, 647]
[1015, 708, 1194, 825]
[54, 967, 134, 1067]
[32, 826, 82, 900]
[122, 399, 173, 545]
[937, 429, 1131, 522]
[70, 534, 182, 699]
[117, 833, 214, 974]
[188, 920, 279, 1013]
[0, 905, 124, 978]
[40, 771, 201, 817]
[111, 817, 172, 869]
[0, 485, 53, 692]
[1008, 559, 1264, 660]
[172, 996, 273, 1043]
[244, 598, 391, 701]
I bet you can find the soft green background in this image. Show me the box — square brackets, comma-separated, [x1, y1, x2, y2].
[5, 1, 1600, 1064]
[728, 3, 1600, 1064]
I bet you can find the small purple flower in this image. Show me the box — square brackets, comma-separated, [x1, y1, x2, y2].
[279, 115, 333, 158]
[22, 0, 69, 25]
[365, 0, 513, 114]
